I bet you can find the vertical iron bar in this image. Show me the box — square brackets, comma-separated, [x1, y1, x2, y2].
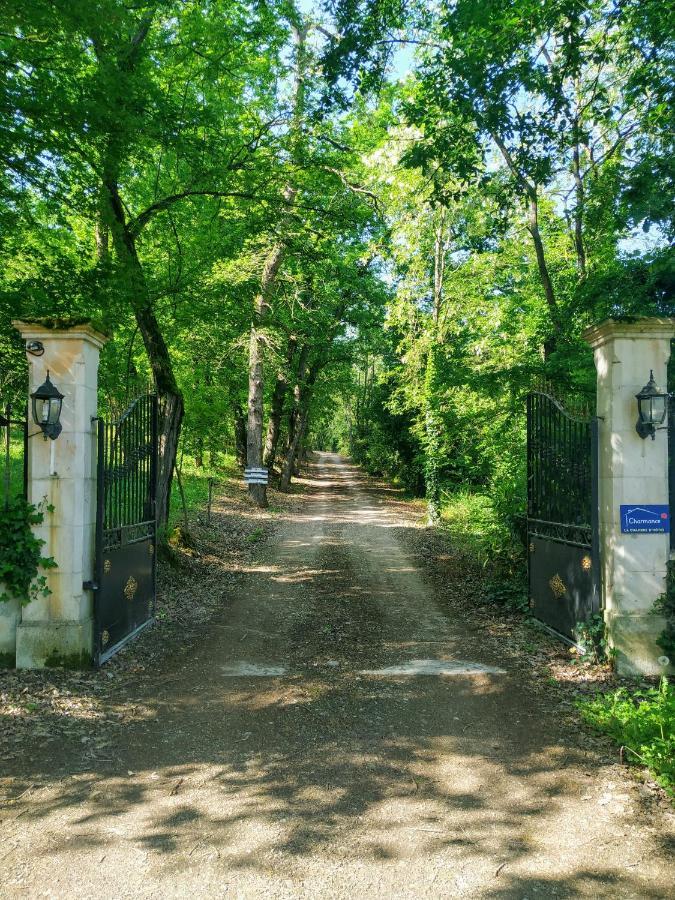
[670, 395, 675, 553]
[22, 403, 28, 501]
[526, 393, 533, 609]
[93, 417, 105, 666]
[591, 415, 601, 614]
[136, 399, 143, 523]
[150, 393, 158, 615]
[4, 403, 9, 509]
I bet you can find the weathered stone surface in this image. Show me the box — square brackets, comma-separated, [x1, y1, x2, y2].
[585, 318, 675, 675]
[11, 321, 108, 669]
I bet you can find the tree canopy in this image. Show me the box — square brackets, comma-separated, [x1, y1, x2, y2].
[1, 0, 672, 529]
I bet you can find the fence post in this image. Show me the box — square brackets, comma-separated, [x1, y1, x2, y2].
[12, 320, 109, 668]
[584, 318, 675, 675]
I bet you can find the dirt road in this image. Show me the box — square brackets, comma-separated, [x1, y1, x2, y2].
[1, 454, 673, 898]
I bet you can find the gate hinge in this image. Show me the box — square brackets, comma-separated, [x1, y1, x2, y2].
[83, 580, 99, 592]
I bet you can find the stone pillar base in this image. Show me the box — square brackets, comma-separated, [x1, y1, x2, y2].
[15, 620, 93, 669]
[0, 593, 20, 666]
[609, 613, 672, 676]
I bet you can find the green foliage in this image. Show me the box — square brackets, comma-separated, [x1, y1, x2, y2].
[482, 578, 529, 616]
[654, 560, 675, 661]
[574, 613, 612, 666]
[168, 454, 239, 532]
[440, 489, 525, 575]
[0, 499, 57, 605]
[580, 677, 675, 795]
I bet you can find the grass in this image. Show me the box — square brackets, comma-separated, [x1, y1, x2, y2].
[439, 488, 523, 574]
[579, 677, 675, 796]
[1, 436, 26, 505]
[168, 452, 240, 532]
[438, 488, 529, 615]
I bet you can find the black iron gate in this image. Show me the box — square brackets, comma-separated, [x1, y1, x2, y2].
[92, 394, 158, 665]
[1, 401, 28, 508]
[526, 392, 600, 641]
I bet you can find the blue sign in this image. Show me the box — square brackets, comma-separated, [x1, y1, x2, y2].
[620, 504, 670, 534]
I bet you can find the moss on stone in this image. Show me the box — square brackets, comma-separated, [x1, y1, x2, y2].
[43, 649, 93, 669]
[17, 316, 111, 338]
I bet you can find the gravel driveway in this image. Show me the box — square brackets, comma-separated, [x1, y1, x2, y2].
[1, 453, 673, 898]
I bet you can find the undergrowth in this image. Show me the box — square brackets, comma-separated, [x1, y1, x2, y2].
[168, 452, 239, 532]
[439, 488, 527, 613]
[439, 489, 524, 575]
[580, 677, 674, 796]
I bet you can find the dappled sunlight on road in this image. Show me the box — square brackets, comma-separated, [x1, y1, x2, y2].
[1, 453, 672, 898]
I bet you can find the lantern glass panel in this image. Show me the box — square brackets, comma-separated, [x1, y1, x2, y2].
[651, 393, 667, 425]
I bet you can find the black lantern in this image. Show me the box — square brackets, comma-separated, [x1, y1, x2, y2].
[31, 371, 64, 440]
[635, 370, 668, 440]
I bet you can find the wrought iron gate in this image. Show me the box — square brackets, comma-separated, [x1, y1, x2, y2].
[1, 401, 28, 507]
[526, 392, 600, 641]
[92, 394, 158, 664]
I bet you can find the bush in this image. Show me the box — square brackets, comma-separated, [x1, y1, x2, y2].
[439, 488, 525, 575]
[579, 677, 675, 796]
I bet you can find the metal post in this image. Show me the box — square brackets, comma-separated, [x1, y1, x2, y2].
[591, 415, 601, 614]
[92, 417, 105, 666]
[22, 403, 28, 500]
[207, 476, 214, 525]
[150, 393, 158, 614]
[3, 403, 9, 510]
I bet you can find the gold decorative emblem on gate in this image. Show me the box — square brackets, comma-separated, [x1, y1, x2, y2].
[103, 558, 112, 575]
[549, 573, 567, 598]
[124, 576, 138, 601]
[529, 542, 535, 553]
[148, 543, 154, 556]
[101, 629, 110, 647]
[581, 555, 592, 571]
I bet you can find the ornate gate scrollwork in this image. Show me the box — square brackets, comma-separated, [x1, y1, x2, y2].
[92, 394, 158, 665]
[527, 392, 600, 641]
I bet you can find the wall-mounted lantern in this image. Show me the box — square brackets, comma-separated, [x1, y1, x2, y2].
[635, 370, 669, 440]
[31, 371, 64, 440]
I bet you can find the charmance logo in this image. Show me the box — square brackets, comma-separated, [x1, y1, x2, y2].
[626, 507, 667, 524]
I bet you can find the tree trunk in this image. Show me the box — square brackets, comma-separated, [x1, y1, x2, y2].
[424, 348, 442, 524]
[106, 180, 184, 529]
[246, 21, 306, 506]
[93, 16, 182, 530]
[432, 209, 446, 328]
[280, 407, 308, 491]
[490, 128, 560, 354]
[572, 136, 587, 279]
[132, 297, 184, 529]
[525, 192, 560, 356]
[247, 312, 269, 508]
[246, 236, 291, 506]
[285, 343, 309, 452]
[280, 358, 320, 492]
[234, 405, 247, 467]
[263, 337, 296, 471]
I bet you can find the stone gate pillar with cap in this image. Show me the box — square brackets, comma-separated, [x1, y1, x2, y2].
[584, 318, 675, 675]
[12, 320, 108, 668]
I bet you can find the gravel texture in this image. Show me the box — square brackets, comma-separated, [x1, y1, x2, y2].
[0, 453, 673, 898]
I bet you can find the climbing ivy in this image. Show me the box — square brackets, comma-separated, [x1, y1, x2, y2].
[574, 613, 613, 666]
[0, 498, 56, 605]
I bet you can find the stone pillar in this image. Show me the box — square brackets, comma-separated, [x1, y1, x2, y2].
[12, 320, 108, 668]
[584, 318, 675, 675]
